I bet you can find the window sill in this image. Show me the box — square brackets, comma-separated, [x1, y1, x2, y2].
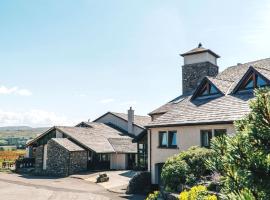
[158, 146, 179, 149]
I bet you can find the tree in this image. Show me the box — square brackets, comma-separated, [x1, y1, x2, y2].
[207, 88, 270, 199]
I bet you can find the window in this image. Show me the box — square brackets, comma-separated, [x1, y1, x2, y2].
[198, 82, 219, 97]
[168, 131, 177, 147]
[159, 131, 177, 148]
[192, 80, 221, 100]
[99, 154, 110, 162]
[201, 130, 212, 148]
[238, 71, 268, 92]
[159, 132, 168, 147]
[214, 129, 227, 137]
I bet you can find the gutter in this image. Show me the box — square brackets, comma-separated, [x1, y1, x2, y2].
[146, 120, 234, 128]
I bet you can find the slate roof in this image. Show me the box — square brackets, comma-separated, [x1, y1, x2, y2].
[28, 123, 137, 154]
[148, 58, 270, 127]
[108, 138, 137, 153]
[51, 138, 84, 152]
[111, 112, 151, 128]
[94, 112, 151, 128]
[180, 45, 220, 58]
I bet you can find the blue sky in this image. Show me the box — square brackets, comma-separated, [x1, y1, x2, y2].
[0, 0, 269, 127]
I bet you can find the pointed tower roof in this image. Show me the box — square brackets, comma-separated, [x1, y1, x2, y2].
[180, 43, 220, 58]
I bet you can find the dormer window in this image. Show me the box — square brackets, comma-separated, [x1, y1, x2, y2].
[199, 83, 219, 96]
[192, 79, 221, 100]
[237, 70, 268, 92]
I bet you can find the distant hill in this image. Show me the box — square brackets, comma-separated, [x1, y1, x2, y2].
[0, 126, 49, 139]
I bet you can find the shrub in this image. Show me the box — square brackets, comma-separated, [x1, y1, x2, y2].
[126, 171, 151, 194]
[161, 146, 213, 191]
[146, 191, 160, 200]
[226, 188, 256, 200]
[179, 185, 217, 200]
[161, 156, 189, 191]
[178, 146, 213, 178]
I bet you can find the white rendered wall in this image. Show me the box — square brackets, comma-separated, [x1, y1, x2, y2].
[110, 153, 127, 170]
[184, 52, 217, 65]
[148, 124, 236, 184]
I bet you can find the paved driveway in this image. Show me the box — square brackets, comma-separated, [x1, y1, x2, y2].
[0, 173, 145, 200]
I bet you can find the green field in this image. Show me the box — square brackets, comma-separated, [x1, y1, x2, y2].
[0, 126, 48, 138]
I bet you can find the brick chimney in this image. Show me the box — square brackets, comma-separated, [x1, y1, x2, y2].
[128, 107, 134, 134]
[181, 43, 220, 95]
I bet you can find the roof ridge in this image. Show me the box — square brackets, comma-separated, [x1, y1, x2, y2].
[111, 111, 150, 118]
[107, 137, 116, 153]
[225, 57, 270, 70]
[206, 76, 234, 83]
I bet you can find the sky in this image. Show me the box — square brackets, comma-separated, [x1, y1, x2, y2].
[0, 0, 269, 127]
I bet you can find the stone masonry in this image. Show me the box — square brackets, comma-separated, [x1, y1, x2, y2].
[46, 139, 87, 177]
[182, 61, 218, 94]
[34, 145, 44, 175]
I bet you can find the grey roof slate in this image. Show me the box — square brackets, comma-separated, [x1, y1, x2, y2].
[110, 112, 151, 128]
[180, 46, 220, 58]
[28, 123, 136, 154]
[55, 123, 133, 153]
[51, 138, 84, 151]
[108, 138, 137, 153]
[148, 58, 270, 127]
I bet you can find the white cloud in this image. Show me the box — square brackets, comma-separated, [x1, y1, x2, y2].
[0, 109, 74, 127]
[0, 85, 32, 96]
[100, 98, 115, 104]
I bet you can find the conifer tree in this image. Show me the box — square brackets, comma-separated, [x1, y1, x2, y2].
[208, 88, 270, 199]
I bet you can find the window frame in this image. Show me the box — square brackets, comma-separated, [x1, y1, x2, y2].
[214, 129, 227, 137]
[200, 130, 212, 148]
[197, 82, 219, 97]
[237, 71, 269, 92]
[158, 131, 178, 149]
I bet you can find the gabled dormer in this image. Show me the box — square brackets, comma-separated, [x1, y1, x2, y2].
[191, 77, 222, 100]
[233, 67, 270, 93]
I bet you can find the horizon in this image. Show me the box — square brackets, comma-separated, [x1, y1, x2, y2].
[0, 0, 270, 127]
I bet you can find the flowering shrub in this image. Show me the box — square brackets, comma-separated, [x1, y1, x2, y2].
[179, 185, 217, 200]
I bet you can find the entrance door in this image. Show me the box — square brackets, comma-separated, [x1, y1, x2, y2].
[127, 154, 136, 170]
[155, 163, 164, 185]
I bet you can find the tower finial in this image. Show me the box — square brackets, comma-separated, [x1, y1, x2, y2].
[198, 43, 202, 48]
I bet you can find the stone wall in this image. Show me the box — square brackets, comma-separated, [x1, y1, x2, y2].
[34, 145, 44, 175]
[69, 151, 87, 174]
[46, 139, 69, 177]
[182, 61, 218, 94]
[34, 139, 87, 177]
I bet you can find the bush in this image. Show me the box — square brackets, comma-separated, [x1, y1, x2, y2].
[179, 185, 217, 200]
[161, 156, 189, 191]
[146, 191, 160, 200]
[161, 146, 213, 191]
[126, 171, 151, 194]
